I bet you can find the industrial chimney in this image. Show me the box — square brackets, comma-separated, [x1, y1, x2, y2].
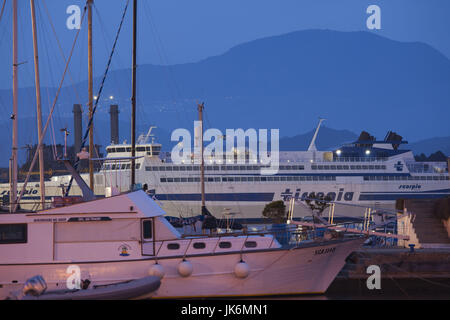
[109, 104, 119, 145]
[72, 104, 82, 154]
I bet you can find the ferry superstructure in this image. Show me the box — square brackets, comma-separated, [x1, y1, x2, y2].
[1, 127, 449, 220]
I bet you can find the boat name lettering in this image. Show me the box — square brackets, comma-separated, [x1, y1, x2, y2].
[314, 247, 336, 255]
[68, 217, 112, 222]
[33, 218, 67, 222]
[281, 188, 354, 202]
[398, 184, 421, 190]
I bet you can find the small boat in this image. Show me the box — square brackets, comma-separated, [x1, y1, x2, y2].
[14, 275, 161, 300]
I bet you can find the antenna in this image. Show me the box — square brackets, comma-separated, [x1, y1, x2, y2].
[307, 118, 326, 152]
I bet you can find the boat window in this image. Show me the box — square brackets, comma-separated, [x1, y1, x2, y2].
[167, 243, 180, 250]
[142, 220, 152, 240]
[121, 164, 126, 170]
[126, 147, 131, 152]
[193, 242, 206, 249]
[145, 166, 151, 171]
[179, 166, 185, 171]
[218, 241, 232, 249]
[244, 241, 257, 248]
[181, 178, 187, 182]
[188, 178, 194, 182]
[165, 166, 172, 171]
[173, 166, 179, 171]
[116, 147, 126, 152]
[137, 147, 146, 152]
[160, 178, 167, 182]
[167, 178, 174, 183]
[126, 163, 131, 169]
[174, 178, 181, 182]
[136, 164, 141, 170]
[193, 166, 200, 171]
[0, 224, 27, 244]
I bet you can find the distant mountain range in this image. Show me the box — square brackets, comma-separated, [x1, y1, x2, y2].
[1, 29, 449, 166]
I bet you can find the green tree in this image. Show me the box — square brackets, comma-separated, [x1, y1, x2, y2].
[262, 200, 287, 223]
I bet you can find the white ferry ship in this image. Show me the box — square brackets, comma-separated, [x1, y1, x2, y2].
[1, 126, 449, 221]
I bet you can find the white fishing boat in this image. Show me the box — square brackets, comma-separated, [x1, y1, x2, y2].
[0, 189, 366, 299]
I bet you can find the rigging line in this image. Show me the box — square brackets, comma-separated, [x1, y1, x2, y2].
[141, 1, 189, 128]
[36, 1, 62, 154]
[65, 0, 130, 196]
[41, 0, 84, 108]
[14, 5, 88, 212]
[0, 0, 5, 25]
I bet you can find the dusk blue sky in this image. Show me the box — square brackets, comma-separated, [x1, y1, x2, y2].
[0, 0, 450, 89]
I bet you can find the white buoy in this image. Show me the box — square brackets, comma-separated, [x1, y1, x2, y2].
[177, 260, 193, 277]
[234, 261, 250, 278]
[148, 263, 165, 279]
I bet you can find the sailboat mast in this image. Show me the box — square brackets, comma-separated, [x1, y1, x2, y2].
[198, 103, 206, 212]
[88, 0, 94, 190]
[10, 0, 18, 212]
[30, 0, 45, 210]
[131, 0, 137, 188]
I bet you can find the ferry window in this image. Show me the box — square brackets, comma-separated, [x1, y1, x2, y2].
[240, 177, 247, 182]
[363, 176, 369, 181]
[116, 147, 126, 152]
[330, 165, 336, 170]
[343, 165, 349, 170]
[145, 166, 151, 171]
[251, 166, 258, 170]
[279, 165, 285, 170]
[173, 166, 179, 171]
[160, 178, 167, 182]
[286, 177, 292, 181]
[319, 176, 325, 181]
[142, 220, 152, 239]
[167, 243, 180, 250]
[228, 177, 235, 182]
[381, 165, 386, 170]
[433, 176, 439, 181]
[254, 177, 260, 181]
[193, 166, 200, 171]
[174, 178, 181, 182]
[111, 164, 117, 170]
[218, 241, 232, 249]
[213, 166, 219, 171]
[337, 165, 343, 170]
[362, 165, 368, 170]
[222, 177, 228, 182]
[179, 166, 185, 171]
[214, 177, 221, 182]
[121, 164, 126, 170]
[181, 178, 187, 182]
[244, 241, 257, 248]
[207, 177, 214, 182]
[105, 164, 111, 170]
[126, 164, 131, 169]
[274, 177, 280, 181]
[188, 178, 194, 182]
[159, 167, 166, 171]
[261, 177, 267, 181]
[299, 166, 305, 170]
[383, 176, 389, 181]
[280, 177, 286, 181]
[165, 166, 172, 171]
[221, 166, 227, 171]
[356, 165, 362, 170]
[306, 176, 312, 181]
[186, 166, 192, 171]
[0, 224, 27, 244]
[248, 177, 254, 182]
[239, 166, 245, 170]
[136, 164, 141, 170]
[194, 178, 200, 182]
[234, 177, 241, 182]
[126, 147, 131, 152]
[313, 176, 319, 181]
[369, 165, 374, 170]
[167, 178, 174, 183]
[311, 165, 317, 170]
[193, 242, 206, 249]
[109, 148, 116, 153]
[350, 165, 356, 170]
[137, 147, 146, 152]
[318, 165, 323, 170]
